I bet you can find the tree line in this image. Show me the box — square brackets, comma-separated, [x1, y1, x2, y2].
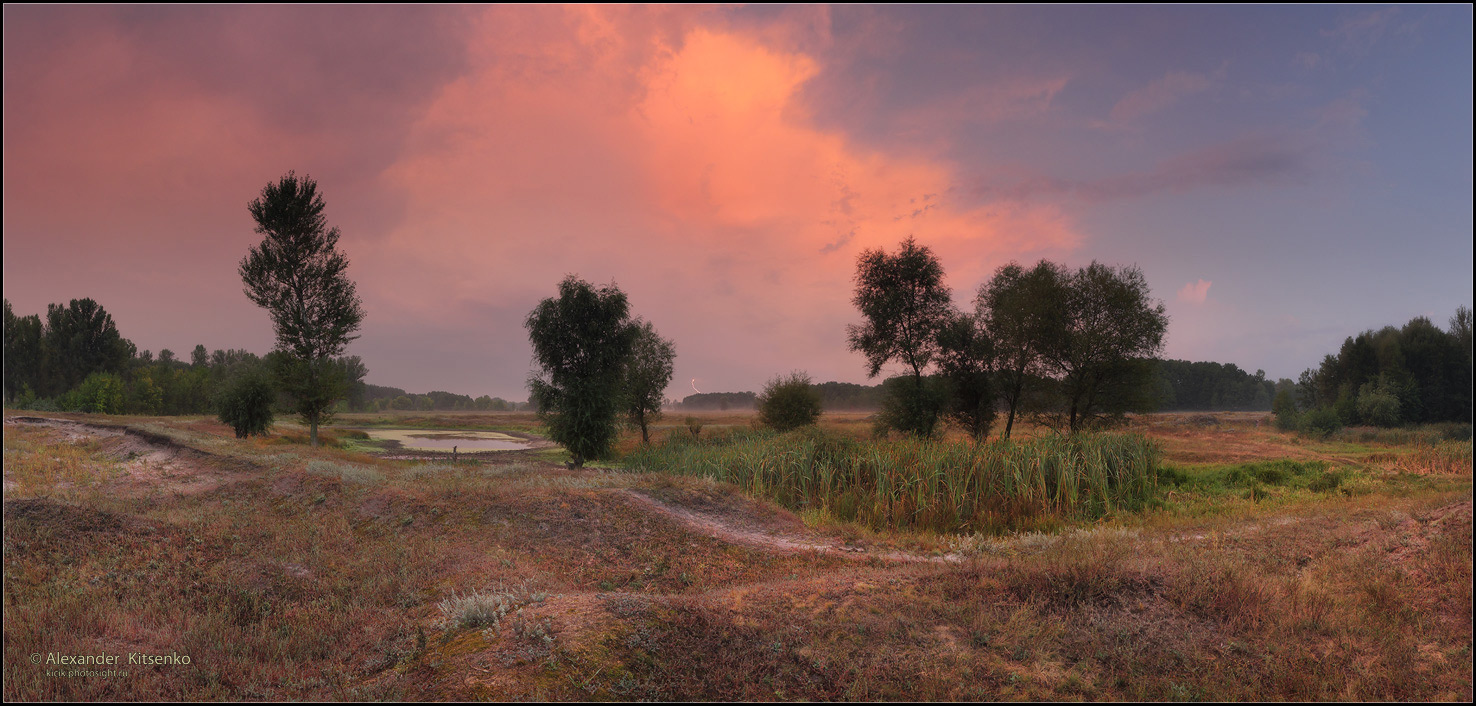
[3, 297, 369, 418]
[845, 238, 1169, 439]
[676, 361, 1282, 415]
[1275, 307, 1472, 434]
[357, 384, 529, 412]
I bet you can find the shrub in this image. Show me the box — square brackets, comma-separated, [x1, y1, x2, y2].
[875, 375, 947, 437]
[1356, 380, 1401, 427]
[217, 370, 276, 439]
[68, 372, 124, 414]
[1299, 407, 1343, 439]
[1272, 388, 1300, 431]
[756, 371, 822, 432]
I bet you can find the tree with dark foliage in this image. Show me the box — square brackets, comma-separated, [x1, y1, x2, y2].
[526, 276, 637, 467]
[979, 261, 1069, 439]
[935, 312, 996, 441]
[846, 236, 954, 436]
[624, 319, 676, 444]
[1045, 262, 1168, 432]
[240, 172, 365, 446]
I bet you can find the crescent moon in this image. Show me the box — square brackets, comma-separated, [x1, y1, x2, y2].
[690, 378, 702, 394]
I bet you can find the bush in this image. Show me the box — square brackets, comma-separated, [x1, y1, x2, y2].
[68, 372, 124, 414]
[217, 370, 276, 439]
[1272, 388, 1300, 431]
[1299, 407, 1343, 439]
[1356, 380, 1401, 427]
[875, 375, 947, 437]
[756, 371, 822, 432]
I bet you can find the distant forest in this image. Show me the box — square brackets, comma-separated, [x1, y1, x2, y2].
[2, 298, 527, 415]
[678, 361, 1286, 413]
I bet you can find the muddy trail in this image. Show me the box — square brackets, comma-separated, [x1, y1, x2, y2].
[4, 416, 257, 497]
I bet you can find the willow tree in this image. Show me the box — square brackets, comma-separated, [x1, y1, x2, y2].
[240, 172, 365, 446]
[525, 276, 637, 467]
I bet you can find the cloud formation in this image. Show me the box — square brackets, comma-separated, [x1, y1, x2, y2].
[1177, 279, 1212, 305]
[360, 6, 1081, 392]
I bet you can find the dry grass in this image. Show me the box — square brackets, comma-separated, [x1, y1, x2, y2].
[3, 410, 1471, 701]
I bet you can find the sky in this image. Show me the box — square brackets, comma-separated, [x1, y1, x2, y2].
[3, 5, 1472, 400]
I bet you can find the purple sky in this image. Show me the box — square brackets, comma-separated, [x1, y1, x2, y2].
[4, 5, 1472, 399]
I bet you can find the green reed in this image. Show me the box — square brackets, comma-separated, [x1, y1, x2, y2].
[623, 428, 1161, 534]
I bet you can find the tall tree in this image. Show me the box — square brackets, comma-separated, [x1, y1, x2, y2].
[846, 236, 954, 436]
[623, 319, 676, 444]
[979, 261, 1069, 439]
[1045, 262, 1168, 432]
[525, 276, 637, 467]
[3, 299, 44, 401]
[240, 172, 365, 446]
[41, 298, 135, 397]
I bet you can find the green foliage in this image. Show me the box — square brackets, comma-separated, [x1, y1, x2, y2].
[1272, 388, 1300, 431]
[124, 369, 164, 415]
[525, 276, 637, 467]
[934, 313, 996, 440]
[623, 429, 1161, 534]
[1299, 407, 1343, 438]
[1296, 308, 1472, 426]
[979, 260, 1070, 438]
[874, 375, 947, 438]
[1047, 262, 1169, 431]
[1156, 359, 1277, 411]
[68, 372, 124, 414]
[240, 172, 365, 445]
[36, 299, 135, 397]
[3, 299, 43, 402]
[216, 369, 277, 439]
[846, 236, 954, 438]
[623, 319, 676, 443]
[1355, 378, 1401, 427]
[756, 371, 823, 432]
[846, 236, 953, 381]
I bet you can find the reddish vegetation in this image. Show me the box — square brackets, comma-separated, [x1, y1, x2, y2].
[3, 412, 1471, 701]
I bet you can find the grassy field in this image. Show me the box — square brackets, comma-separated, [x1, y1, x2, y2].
[3, 409, 1470, 700]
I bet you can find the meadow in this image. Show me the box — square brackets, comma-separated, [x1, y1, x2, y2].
[3, 409, 1471, 700]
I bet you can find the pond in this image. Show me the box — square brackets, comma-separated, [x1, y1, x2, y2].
[360, 429, 534, 452]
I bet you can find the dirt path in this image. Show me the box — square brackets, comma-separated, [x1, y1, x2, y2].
[4, 416, 246, 496]
[611, 488, 962, 564]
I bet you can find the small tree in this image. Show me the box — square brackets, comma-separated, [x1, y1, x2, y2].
[217, 369, 276, 439]
[846, 236, 953, 436]
[757, 371, 823, 432]
[240, 172, 365, 446]
[526, 276, 637, 468]
[623, 319, 676, 444]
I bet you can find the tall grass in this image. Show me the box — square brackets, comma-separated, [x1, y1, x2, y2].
[623, 429, 1160, 534]
[1397, 440, 1473, 475]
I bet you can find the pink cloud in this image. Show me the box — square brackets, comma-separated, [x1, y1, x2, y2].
[1177, 279, 1212, 304]
[1109, 70, 1212, 123]
[363, 6, 1083, 391]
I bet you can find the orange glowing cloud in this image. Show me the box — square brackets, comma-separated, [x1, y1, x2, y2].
[364, 5, 1083, 387]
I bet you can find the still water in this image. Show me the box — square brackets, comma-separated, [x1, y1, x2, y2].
[361, 429, 533, 452]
